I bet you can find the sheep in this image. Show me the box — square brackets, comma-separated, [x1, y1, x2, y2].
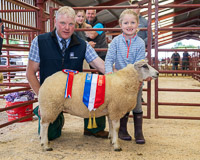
[38, 60, 159, 151]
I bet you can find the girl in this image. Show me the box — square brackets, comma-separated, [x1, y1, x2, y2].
[105, 9, 147, 144]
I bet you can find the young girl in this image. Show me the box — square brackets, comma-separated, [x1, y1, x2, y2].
[105, 9, 146, 144]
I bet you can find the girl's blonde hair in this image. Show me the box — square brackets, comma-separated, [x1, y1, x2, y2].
[119, 9, 139, 25]
[75, 10, 87, 28]
[56, 6, 75, 20]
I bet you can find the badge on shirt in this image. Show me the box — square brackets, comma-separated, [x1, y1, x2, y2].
[70, 52, 78, 59]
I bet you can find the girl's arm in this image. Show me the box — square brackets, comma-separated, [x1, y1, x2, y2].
[105, 39, 117, 74]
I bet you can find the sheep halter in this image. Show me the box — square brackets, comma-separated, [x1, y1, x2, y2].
[62, 69, 79, 98]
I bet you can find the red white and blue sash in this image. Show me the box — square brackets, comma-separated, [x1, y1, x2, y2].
[83, 73, 105, 111]
[62, 69, 79, 98]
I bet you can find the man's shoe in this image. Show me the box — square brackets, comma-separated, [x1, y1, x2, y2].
[93, 130, 109, 139]
[84, 129, 93, 136]
[84, 130, 108, 139]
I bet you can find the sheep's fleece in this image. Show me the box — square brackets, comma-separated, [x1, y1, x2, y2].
[39, 60, 159, 151]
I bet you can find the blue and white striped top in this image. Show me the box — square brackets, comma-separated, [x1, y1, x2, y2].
[105, 34, 145, 73]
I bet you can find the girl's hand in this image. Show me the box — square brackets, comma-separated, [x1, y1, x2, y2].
[106, 72, 113, 75]
[144, 77, 152, 81]
[88, 41, 96, 48]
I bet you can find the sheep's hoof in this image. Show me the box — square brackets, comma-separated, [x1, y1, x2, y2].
[42, 147, 53, 152]
[114, 148, 122, 152]
[41, 143, 53, 151]
[45, 147, 53, 151]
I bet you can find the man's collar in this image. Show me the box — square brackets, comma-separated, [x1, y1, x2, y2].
[51, 29, 80, 47]
[55, 30, 70, 42]
[86, 17, 97, 25]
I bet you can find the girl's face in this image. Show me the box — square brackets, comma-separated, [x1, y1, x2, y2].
[120, 14, 138, 38]
[75, 11, 85, 25]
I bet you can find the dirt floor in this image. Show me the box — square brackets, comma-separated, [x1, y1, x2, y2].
[0, 76, 200, 160]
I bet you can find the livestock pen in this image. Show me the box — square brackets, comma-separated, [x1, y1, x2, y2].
[0, 0, 200, 159]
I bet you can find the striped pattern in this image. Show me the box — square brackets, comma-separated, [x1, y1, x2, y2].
[83, 73, 105, 111]
[29, 31, 98, 63]
[105, 34, 146, 74]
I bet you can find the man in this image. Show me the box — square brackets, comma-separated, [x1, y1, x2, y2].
[130, 0, 153, 47]
[182, 48, 190, 76]
[171, 51, 180, 76]
[26, 6, 106, 140]
[85, 9, 108, 61]
[0, 19, 3, 81]
[0, 18, 4, 55]
[83, 8, 109, 138]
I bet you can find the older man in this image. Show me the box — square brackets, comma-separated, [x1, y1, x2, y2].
[26, 6, 106, 140]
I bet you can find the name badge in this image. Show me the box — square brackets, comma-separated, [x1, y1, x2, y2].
[70, 52, 78, 59]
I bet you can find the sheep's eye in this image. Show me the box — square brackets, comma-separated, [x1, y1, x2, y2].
[142, 64, 149, 69]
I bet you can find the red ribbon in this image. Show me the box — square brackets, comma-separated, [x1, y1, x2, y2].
[62, 69, 79, 98]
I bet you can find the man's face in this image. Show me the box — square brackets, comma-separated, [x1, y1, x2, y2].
[86, 10, 96, 23]
[54, 14, 75, 39]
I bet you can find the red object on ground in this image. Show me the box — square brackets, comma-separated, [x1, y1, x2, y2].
[5, 101, 33, 122]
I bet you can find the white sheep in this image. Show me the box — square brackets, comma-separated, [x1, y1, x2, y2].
[39, 60, 159, 151]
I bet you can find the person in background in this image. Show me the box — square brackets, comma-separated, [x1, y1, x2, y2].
[0, 18, 4, 55]
[105, 9, 152, 144]
[171, 51, 180, 76]
[75, 10, 88, 40]
[182, 48, 190, 76]
[129, 0, 153, 47]
[26, 6, 106, 140]
[82, 8, 109, 138]
[85, 8, 108, 61]
[75, 10, 108, 137]
[129, 0, 153, 103]
[0, 18, 4, 83]
[75, 9, 96, 48]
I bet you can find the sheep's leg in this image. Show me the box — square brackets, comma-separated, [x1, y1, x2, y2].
[107, 116, 113, 139]
[40, 122, 52, 151]
[112, 120, 122, 151]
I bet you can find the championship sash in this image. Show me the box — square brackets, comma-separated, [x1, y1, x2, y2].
[62, 69, 79, 98]
[83, 73, 105, 111]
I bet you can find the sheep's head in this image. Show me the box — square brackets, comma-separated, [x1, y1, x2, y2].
[134, 59, 159, 81]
